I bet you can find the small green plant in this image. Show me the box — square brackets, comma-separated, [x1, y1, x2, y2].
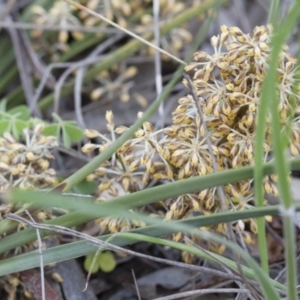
[0, 100, 31, 139]
[84, 251, 116, 273]
[42, 113, 83, 148]
[0, 100, 83, 148]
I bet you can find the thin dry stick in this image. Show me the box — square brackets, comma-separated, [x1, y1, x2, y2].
[183, 235, 260, 297]
[233, 228, 259, 299]
[53, 34, 123, 114]
[183, 74, 252, 293]
[235, 226, 249, 253]
[74, 35, 123, 128]
[18, 24, 56, 88]
[0, 0, 16, 21]
[57, 146, 90, 162]
[5, 13, 36, 115]
[131, 269, 142, 300]
[53, 59, 98, 113]
[235, 281, 258, 300]
[0, 19, 165, 34]
[31, 34, 123, 114]
[183, 74, 227, 212]
[82, 246, 102, 292]
[4, 213, 243, 283]
[31, 62, 69, 114]
[153, 288, 250, 300]
[73, 33, 123, 128]
[31, 60, 96, 114]
[273, 254, 300, 288]
[24, 211, 45, 300]
[74, 67, 87, 129]
[62, 0, 186, 65]
[0, 21, 126, 33]
[153, 0, 164, 128]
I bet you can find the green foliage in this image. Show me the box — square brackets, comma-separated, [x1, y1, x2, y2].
[84, 251, 116, 274]
[1, 1, 300, 299]
[97, 252, 117, 272]
[0, 100, 30, 139]
[73, 180, 98, 195]
[0, 101, 83, 148]
[83, 253, 99, 274]
[43, 113, 83, 148]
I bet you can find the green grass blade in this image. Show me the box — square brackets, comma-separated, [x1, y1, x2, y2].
[120, 233, 282, 299]
[265, 2, 300, 298]
[268, 0, 280, 26]
[0, 215, 287, 297]
[255, 0, 300, 279]
[2, 157, 300, 254]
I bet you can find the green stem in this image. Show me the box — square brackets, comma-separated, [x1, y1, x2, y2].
[264, 3, 300, 299]
[2, 157, 300, 255]
[119, 233, 281, 299]
[268, 0, 280, 26]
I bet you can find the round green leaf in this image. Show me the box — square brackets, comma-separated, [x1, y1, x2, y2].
[12, 120, 28, 139]
[8, 105, 30, 120]
[43, 124, 60, 138]
[64, 123, 83, 142]
[97, 251, 117, 273]
[0, 119, 10, 134]
[62, 126, 71, 148]
[83, 253, 99, 274]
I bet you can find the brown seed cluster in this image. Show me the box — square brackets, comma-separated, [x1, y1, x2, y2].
[30, 0, 194, 60]
[0, 125, 59, 297]
[82, 111, 147, 232]
[90, 65, 147, 107]
[83, 25, 300, 257]
[0, 124, 58, 193]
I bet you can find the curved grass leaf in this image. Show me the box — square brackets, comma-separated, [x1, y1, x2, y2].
[0, 212, 288, 296]
[269, 7, 300, 300]
[1, 156, 300, 255]
[120, 233, 282, 299]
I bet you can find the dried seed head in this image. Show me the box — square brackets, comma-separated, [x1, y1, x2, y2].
[210, 35, 219, 48]
[84, 129, 100, 139]
[115, 126, 128, 134]
[82, 143, 98, 153]
[105, 110, 114, 126]
[193, 51, 207, 61]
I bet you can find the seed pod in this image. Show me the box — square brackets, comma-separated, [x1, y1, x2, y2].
[85, 129, 100, 139]
[193, 51, 207, 61]
[105, 111, 114, 126]
[59, 30, 68, 44]
[115, 126, 128, 134]
[210, 35, 219, 48]
[82, 143, 98, 154]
